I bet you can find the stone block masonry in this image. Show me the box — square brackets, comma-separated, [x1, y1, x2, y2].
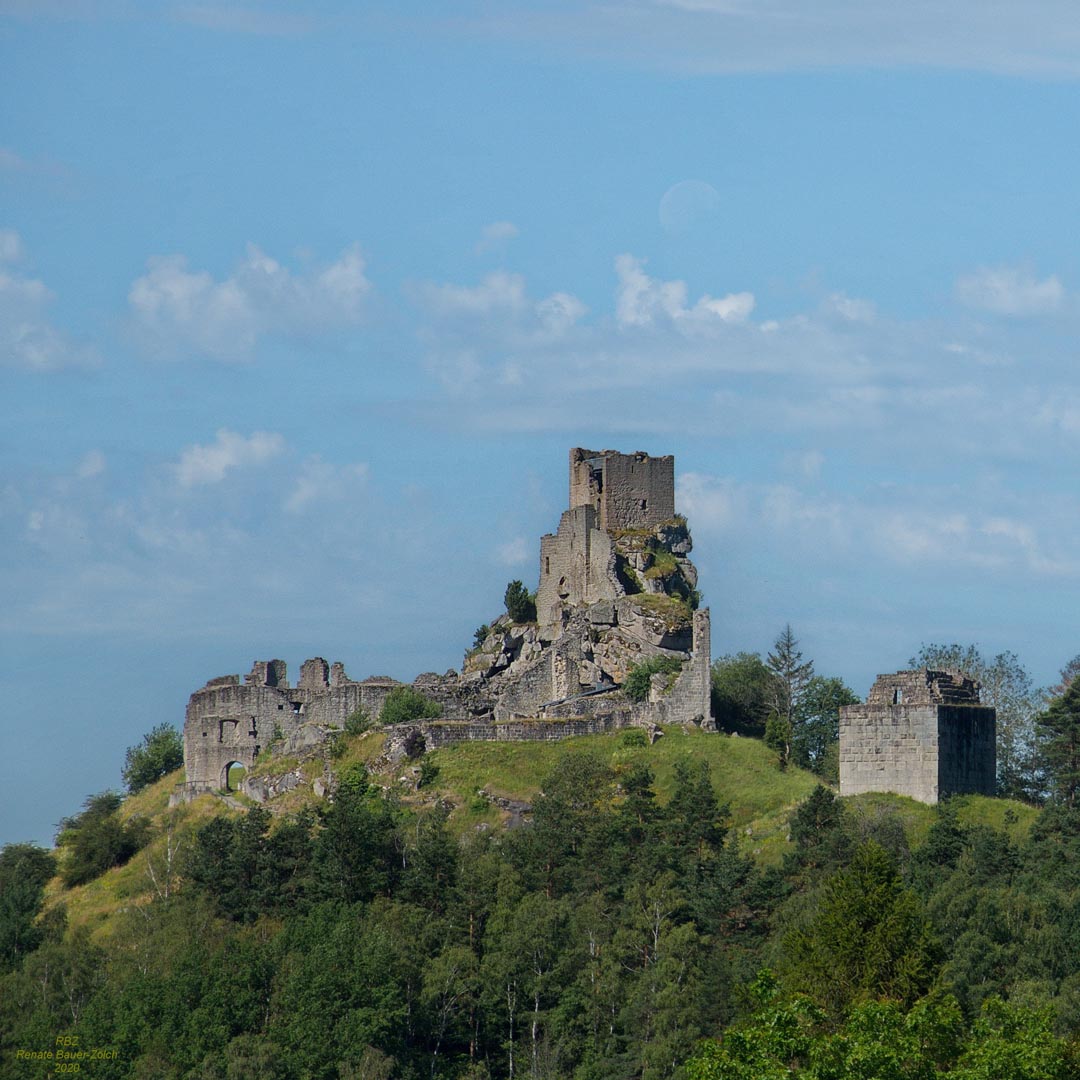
[839, 670, 995, 804]
[569, 448, 675, 533]
[179, 659, 405, 797]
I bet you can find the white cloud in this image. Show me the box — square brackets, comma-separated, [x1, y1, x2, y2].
[174, 429, 285, 487]
[676, 472, 745, 532]
[0, 229, 24, 262]
[0, 232, 96, 371]
[475, 221, 520, 253]
[824, 292, 876, 323]
[681, 467, 1079, 584]
[536, 291, 587, 334]
[284, 457, 369, 514]
[128, 243, 371, 359]
[782, 449, 825, 480]
[412, 271, 587, 387]
[452, 1, 1080, 78]
[955, 264, 1064, 316]
[496, 536, 531, 566]
[419, 271, 529, 319]
[76, 450, 106, 479]
[614, 254, 754, 330]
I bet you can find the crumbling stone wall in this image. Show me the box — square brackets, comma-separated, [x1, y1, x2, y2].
[569, 448, 675, 532]
[385, 712, 652, 760]
[839, 670, 995, 804]
[536, 505, 620, 638]
[181, 659, 404, 796]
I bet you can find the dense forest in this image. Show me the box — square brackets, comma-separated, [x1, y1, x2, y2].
[4, 638, 1080, 1079]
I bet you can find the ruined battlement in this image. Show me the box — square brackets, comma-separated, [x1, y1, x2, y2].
[865, 669, 980, 707]
[839, 668, 995, 804]
[568, 448, 675, 533]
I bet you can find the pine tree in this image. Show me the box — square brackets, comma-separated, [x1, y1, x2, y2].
[765, 624, 814, 768]
[1037, 681, 1080, 807]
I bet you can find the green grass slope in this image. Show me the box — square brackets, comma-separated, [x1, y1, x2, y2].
[425, 725, 822, 863]
[40, 726, 1040, 943]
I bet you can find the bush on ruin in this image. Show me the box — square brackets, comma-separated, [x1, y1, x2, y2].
[379, 686, 442, 726]
[504, 580, 537, 623]
[623, 656, 684, 702]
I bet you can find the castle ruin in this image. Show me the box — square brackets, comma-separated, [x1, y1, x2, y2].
[177, 448, 713, 800]
[178, 447, 998, 810]
[839, 669, 996, 804]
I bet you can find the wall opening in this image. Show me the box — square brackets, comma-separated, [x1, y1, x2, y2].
[223, 760, 246, 792]
[893, 688, 904, 704]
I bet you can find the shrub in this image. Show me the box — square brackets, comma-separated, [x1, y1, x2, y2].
[643, 546, 678, 580]
[58, 791, 151, 888]
[620, 728, 649, 748]
[473, 624, 491, 649]
[345, 707, 372, 736]
[504, 580, 537, 623]
[122, 722, 183, 794]
[622, 656, 684, 702]
[379, 686, 442, 726]
[418, 760, 441, 789]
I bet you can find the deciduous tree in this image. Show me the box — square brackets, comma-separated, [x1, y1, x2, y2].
[1036, 681, 1080, 807]
[122, 722, 184, 794]
[910, 643, 1045, 801]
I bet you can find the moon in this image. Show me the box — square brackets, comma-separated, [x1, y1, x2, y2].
[659, 180, 722, 234]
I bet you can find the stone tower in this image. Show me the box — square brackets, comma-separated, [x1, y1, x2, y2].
[839, 669, 996, 804]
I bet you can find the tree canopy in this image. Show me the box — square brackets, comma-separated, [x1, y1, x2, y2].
[122, 722, 184, 794]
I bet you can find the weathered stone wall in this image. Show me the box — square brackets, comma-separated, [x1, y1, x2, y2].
[598, 451, 675, 532]
[865, 669, 979, 707]
[569, 448, 604, 519]
[654, 608, 712, 728]
[386, 712, 647, 760]
[938, 705, 997, 796]
[839, 703, 942, 803]
[568, 448, 675, 533]
[182, 659, 405, 794]
[535, 505, 619, 640]
[839, 670, 996, 804]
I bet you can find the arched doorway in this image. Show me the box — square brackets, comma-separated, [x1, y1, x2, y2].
[222, 760, 246, 793]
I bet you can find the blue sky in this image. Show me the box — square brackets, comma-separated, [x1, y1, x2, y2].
[4, 1, 1080, 845]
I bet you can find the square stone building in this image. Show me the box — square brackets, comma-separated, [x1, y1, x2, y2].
[839, 669, 996, 804]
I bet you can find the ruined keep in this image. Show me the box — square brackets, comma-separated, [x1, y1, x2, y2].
[177, 448, 713, 801]
[839, 669, 996, 804]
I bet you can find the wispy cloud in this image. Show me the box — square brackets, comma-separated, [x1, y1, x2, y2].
[0, 230, 97, 372]
[955, 264, 1064, 316]
[450, 0, 1080, 78]
[284, 457, 369, 514]
[679, 470, 1080, 581]
[495, 535, 530, 566]
[128, 243, 371, 359]
[475, 220, 520, 254]
[174, 429, 285, 487]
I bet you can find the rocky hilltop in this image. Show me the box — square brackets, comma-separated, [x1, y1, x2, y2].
[176, 448, 713, 803]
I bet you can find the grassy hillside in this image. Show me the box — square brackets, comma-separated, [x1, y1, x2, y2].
[40, 725, 1040, 943]
[424, 726, 823, 862]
